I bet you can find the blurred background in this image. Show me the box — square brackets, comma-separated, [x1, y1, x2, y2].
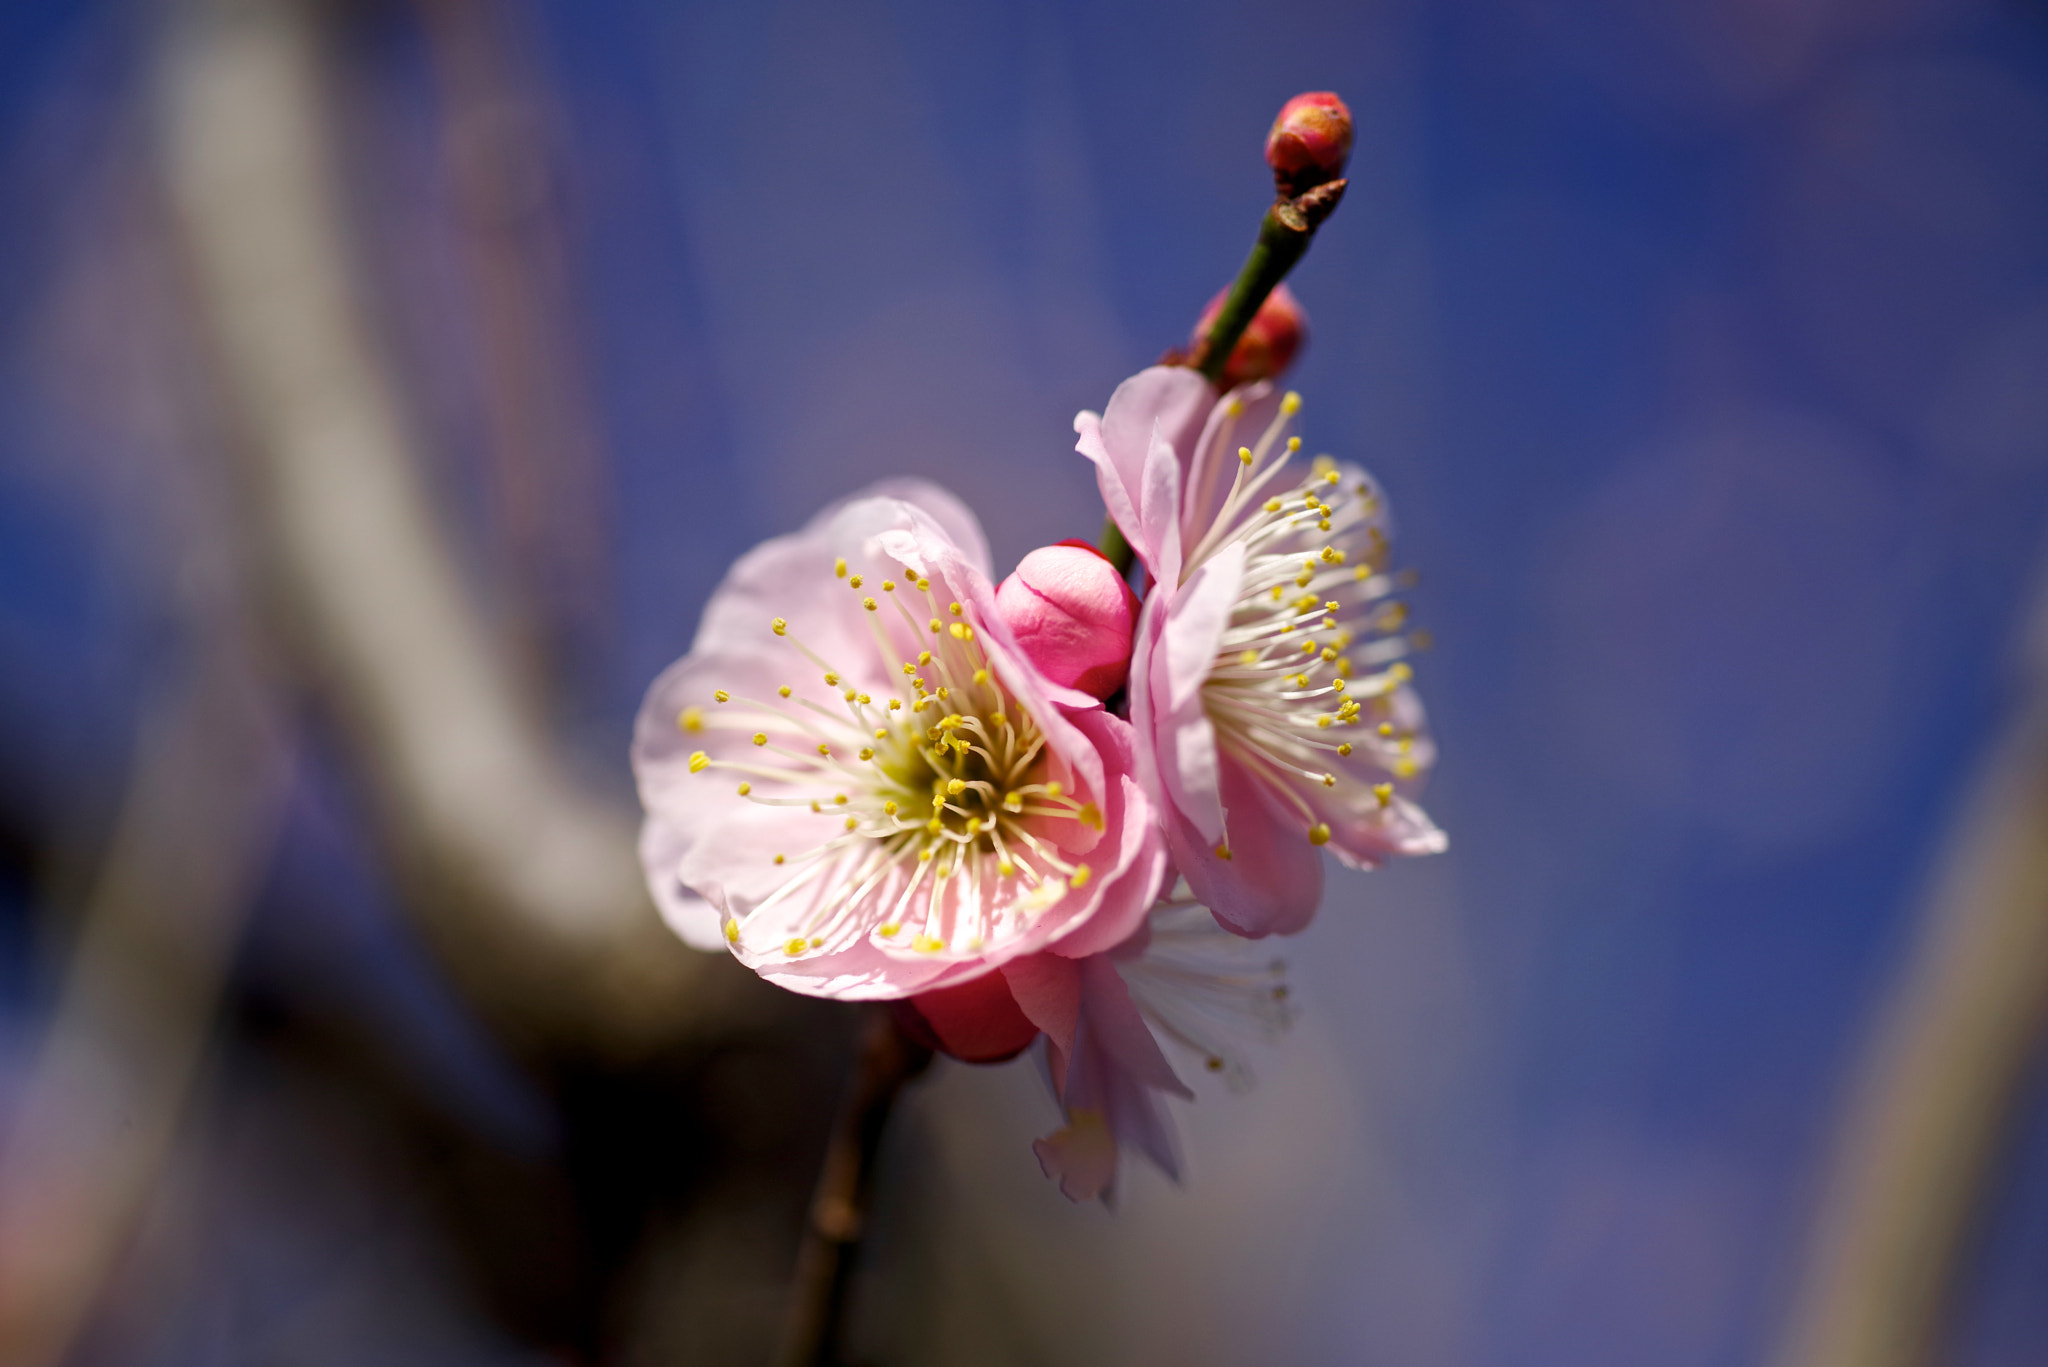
[3, 0, 2048, 1363]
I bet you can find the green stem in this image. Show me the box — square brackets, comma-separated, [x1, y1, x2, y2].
[1097, 516, 1134, 578]
[1194, 204, 1312, 386]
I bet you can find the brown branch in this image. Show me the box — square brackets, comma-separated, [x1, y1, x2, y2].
[153, 0, 751, 1060]
[1772, 588, 2048, 1367]
[774, 1011, 933, 1367]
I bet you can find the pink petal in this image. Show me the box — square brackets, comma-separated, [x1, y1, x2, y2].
[1033, 1110, 1119, 1203]
[1003, 952, 1081, 1055]
[1074, 366, 1211, 577]
[1170, 758, 1326, 938]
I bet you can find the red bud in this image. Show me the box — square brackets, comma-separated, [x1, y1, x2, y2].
[1191, 282, 1307, 389]
[1266, 91, 1354, 196]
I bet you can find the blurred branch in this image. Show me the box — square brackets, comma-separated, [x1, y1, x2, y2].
[0, 624, 290, 1367]
[775, 1011, 932, 1367]
[1773, 590, 2048, 1367]
[416, 0, 613, 668]
[154, 0, 745, 1059]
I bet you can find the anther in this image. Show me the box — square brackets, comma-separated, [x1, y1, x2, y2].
[779, 686, 793, 698]
[949, 602, 964, 616]
[1336, 743, 1353, 756]
[1215, 844, 1233, 860]
[882, 580, 896, 591]
[714, 689, 731, 703]
[1070, 864, 1093, 888]
[863, 597, 878, 611]
[752, 732, 768, 746]
[1308, 823, 1331, 845]
[737, 781, 752, 795]
[1239, 446, 1254, 466]
[849, 574, 863, 588]
[771, 618, 787, 636]
[1373, 783, 1393, 807]
[816, 743, 831, 757]
[824, 673, 839, 686]
[678, 706, 704, 732]
[687, 751, 709, 773]
[834, 558, 848, 578]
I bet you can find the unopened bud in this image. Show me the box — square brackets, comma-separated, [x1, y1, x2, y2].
[1192, 282, 1306, 389]
[896, 972, 1040, 1063]
[996, 542, 1139, 699]
[1266, 91, 1353, 196]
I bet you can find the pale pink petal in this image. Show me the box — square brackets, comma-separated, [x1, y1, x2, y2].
[1171, 758, 1326, 938]
[1161, 543, 1242, 712]
[1141, 418, 1185, 588]
[857, 477, 992, 580]
[1033, 1110, 1119, 1203]
[637, 815, 728, 951]
[1179, 379, 1286, 550]
[1035, 956, 1192, 1200]
[1139, 544, 1242, 847]
[1003, 952, 1081, 1055]
[1073, 366, 1210, 575]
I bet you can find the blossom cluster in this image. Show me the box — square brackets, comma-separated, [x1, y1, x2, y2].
[632, 94, 1446, 1202]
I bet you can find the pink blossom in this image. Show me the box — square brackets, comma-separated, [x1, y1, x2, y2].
[994, 541, 1140, 700]
[633, 481, 1168, 999]
[1078, 370, 1447, 937]
[1018, 897, 1297, 1203]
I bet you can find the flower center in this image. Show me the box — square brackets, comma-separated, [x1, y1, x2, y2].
[682, 563, 1101, 958]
